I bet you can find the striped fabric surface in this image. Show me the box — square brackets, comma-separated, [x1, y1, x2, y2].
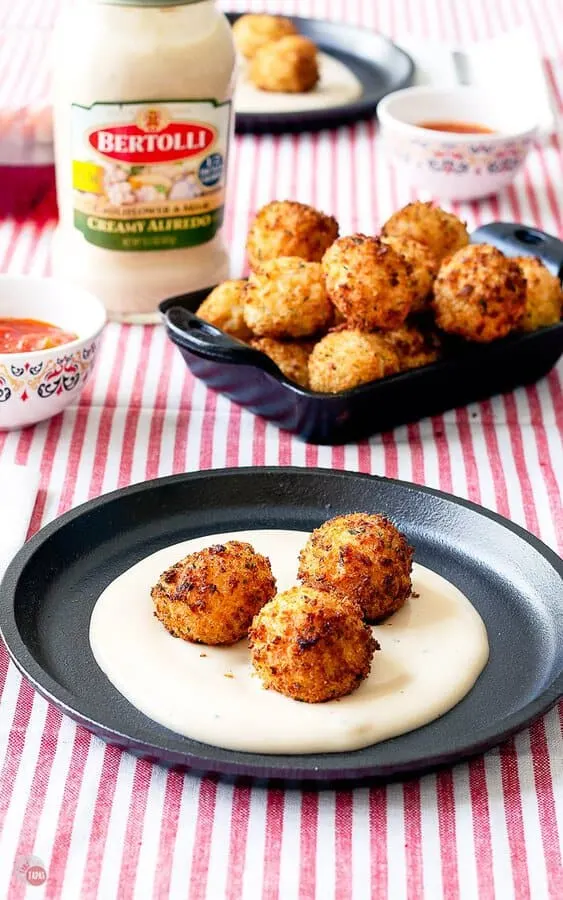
[0, 0, 562, 897]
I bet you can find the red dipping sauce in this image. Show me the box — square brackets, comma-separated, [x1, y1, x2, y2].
[0, 318, 78, 353]
[417, 120, 495, 134]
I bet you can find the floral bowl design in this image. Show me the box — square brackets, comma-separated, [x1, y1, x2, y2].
[0, 275, 106, 430]
[377, 86, 539, 201]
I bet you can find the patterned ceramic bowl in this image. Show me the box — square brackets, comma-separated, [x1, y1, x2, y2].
[0, 275, 106, 430]
[378, 86, 539, 201]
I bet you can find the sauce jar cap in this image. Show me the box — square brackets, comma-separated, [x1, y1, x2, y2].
[96, 0, 206, 6]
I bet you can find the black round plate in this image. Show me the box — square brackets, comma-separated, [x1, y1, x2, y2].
[227, 13, 414, 133]
[1, 468, 562, 785]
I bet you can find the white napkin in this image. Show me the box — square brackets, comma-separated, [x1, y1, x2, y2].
[398, 27, 559, 137]
[0, 465, 41, 578]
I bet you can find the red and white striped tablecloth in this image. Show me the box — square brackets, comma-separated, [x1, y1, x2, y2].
[0, 1, 562, 897]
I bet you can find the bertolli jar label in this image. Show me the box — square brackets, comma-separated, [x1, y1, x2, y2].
[71, 100, 232, 252]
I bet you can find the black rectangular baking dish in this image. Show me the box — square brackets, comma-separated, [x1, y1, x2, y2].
[160, 222, 563, 445]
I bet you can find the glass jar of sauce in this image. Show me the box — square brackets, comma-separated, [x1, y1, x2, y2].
[51, 0, 235, 323]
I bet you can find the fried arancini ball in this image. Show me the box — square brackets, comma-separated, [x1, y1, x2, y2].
[322, 234, 415, 331]
[250, 337, 314, 388]
[249, 585, 377, 703]
[250, 35, 320, 93]
[298, 513, 414, 622]
[383, 323, 442, 371]
[433, 244, 526, 343]
[381, 235, 439, 313]
[308, 329, 400, 393]
[232, 13, 297, 59]
[151, 541, 276, 646]
[196, 280, 252, 342]
[382, 202, 469, 264]
[246, 200, 339, 269]
[514, 256, 562, 332]
[244, 257, 332, 339]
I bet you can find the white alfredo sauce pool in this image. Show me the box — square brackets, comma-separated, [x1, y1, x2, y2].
[90, 529, 489, 755]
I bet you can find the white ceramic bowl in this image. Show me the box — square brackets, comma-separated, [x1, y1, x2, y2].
[377, 86, 539, 201]
[0, 276, 106, 430]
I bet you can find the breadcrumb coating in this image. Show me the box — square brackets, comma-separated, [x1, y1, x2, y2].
[233, 14, 297, 58]
[250, 337, 314, 387]
[381, 234, 439, 313]
[244, 256, 332, 338]
[247, 200, 339, 269]
[383, 323, 442, 371]
[250, 35, 320, 93]
[196, 280, 252, 341]
[322, 234, 415, 331]
[249, 585, 377, 702]
[433, 243, 526, 342]
[308, 329, 400, 393]
[514, 256, 562, 332]
[298, 513, 414, 622]
[382, 201, 469, 263]
[152, 541, 276, 646]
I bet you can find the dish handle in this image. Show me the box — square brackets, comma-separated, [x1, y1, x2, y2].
[471, 222, 563, 279]
[162, 306, 279, 372]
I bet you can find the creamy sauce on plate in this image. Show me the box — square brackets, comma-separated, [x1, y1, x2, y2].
[89, 529, 489, 755]
[235, 53, 363, 115]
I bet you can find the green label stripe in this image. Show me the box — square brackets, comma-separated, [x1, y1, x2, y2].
[74, 208, 224, 252]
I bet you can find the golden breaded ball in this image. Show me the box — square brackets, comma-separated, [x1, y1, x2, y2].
[250, 35, 320, 93]
[247, 200, 339, 270]
[298, 513, 414, 622]
[196, 280, 252, 342]
[382, 202, 469, 263]
[381, 235, 439, 313]
[322, 234, 415, 331]
[250, 337, 314, 388]
[514, 256, 562, 332]
[151, 541, 276, 646]
[308, 329, 400, 393]
[383, 323, 442, 371]
[244, 257, 332, 339]
[232, 14, 297, 59]
[249, 585, 377, 703]
[433, 244, 526, 343]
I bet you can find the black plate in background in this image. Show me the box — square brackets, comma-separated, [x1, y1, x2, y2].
[227, 13, 414, 133]
[1, 468, 562, 785]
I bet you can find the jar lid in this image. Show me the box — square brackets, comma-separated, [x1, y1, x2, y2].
[96, 0, 206, 7]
